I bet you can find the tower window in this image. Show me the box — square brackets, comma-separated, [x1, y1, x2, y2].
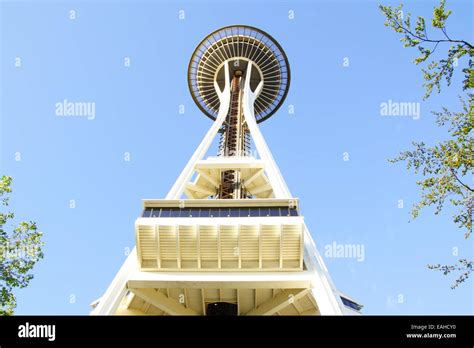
[142, 206, 298, 218]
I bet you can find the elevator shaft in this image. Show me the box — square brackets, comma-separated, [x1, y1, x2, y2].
[217, 73, 250, 199]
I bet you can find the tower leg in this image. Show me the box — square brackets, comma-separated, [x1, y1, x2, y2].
[166, 63, 232, 200]
[91, 249, 138, 315]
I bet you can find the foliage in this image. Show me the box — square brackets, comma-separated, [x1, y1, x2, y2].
[389, 96, 473, 237]
[380, 1, 473, 288]
[0, 176, 44, 315]
[380, 0, 473, 100]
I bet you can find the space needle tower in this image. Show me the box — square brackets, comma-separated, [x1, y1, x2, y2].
[91, 25, 362, 315]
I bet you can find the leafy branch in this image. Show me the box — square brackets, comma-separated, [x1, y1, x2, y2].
[380, 1, 473, 99]
[428, 259, 473, 289]
[0, 176, 44, 315]
[381, 0, 473, 289]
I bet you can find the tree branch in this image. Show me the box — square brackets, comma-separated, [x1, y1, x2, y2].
[441, 27, 452, 41]
[391, 17, 473, 49]
[450, 168, 474, 192]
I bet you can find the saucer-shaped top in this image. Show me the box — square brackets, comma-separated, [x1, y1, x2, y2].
[188, 25, 290, 123]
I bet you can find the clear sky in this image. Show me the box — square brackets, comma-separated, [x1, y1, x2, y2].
[1, 0, 472, 315]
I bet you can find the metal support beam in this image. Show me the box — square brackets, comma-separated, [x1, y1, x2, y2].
[248, 183, 272, 195]
[196, 169, 220, 188]
[246, 288, 310, 316]
[243, 168, 264, 186]
[129, 288, 197, 316]
[186, 183, 216, 196]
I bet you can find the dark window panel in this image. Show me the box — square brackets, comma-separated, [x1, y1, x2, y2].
[340, 297, 362, 311]
[269, 208, 281, 217]
[200, 208, 210, 217]
[179, 208, 191, 217]
[189, 208, 200, 217]
[144, 206, 299, 218]
[249, 208, 260, 217]
[169, 208, 181, 217]
[160, 208, 171, 218]
[289, 208, 298, 216]
[239, 208, 250, 217]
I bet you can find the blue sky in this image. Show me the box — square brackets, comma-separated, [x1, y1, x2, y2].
[1, 0, 472, 315]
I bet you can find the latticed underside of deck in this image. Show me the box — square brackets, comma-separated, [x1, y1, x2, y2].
[136, 221, 303, 271]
